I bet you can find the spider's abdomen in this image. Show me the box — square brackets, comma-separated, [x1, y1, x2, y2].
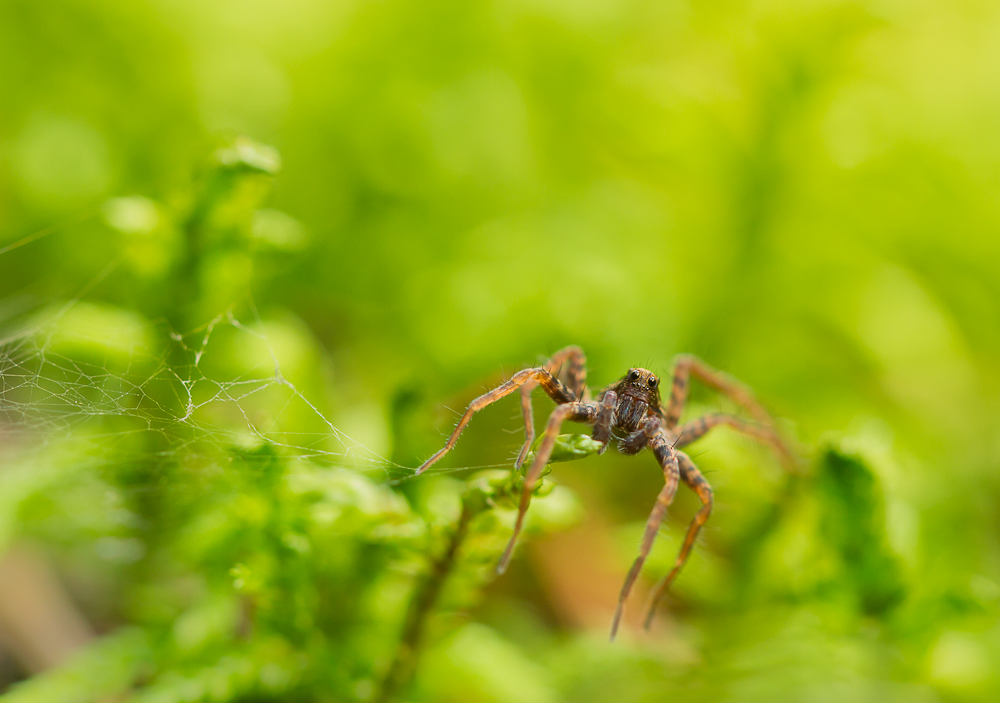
[615, 394, 649, 433]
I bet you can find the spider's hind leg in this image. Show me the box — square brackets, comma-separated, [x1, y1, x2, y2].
[664, 354, 772, 429]
[674, 412, 794, 466]
[663, 354, 797, 468]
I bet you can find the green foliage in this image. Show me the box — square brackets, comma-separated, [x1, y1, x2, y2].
[815, 446, 905, 616]
[521, 433, 606, 473]
[0, 424, 586, 702]
[0, 630, 152, 703]
[4, 0, 1000, 700]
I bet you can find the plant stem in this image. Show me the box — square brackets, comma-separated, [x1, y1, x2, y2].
[376, 499, 475, 703]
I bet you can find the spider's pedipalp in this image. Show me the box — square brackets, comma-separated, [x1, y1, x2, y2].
[619, 415, 662, 456]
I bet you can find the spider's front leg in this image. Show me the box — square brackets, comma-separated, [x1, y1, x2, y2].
[417, 366, 577, 476]
[609, 418, 678, 641]
[643, 451, 713, 631]
[515, 346, 590, 470]
[496, 400, 600, 573]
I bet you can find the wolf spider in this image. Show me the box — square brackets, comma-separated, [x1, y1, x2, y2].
[416, 346, 794, 640]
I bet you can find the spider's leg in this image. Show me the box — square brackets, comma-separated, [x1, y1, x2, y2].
[674, 412, 794, 466]
[590, 390, 617, 453]
[417, 367, 576, 475]
[515, 346, 589, 470]
[555, 344, 589, 399]
[497, 400, 599, 573]
[663, 354, 773, 429]
[516, 389, 536, 471]
[619, 414, 660, 456]
[642, 450, 713, 631]
[663, 355, 797, 469]
[609, 424, 678, 641]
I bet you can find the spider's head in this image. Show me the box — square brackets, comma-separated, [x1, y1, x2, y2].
[614, 367, 661, 431]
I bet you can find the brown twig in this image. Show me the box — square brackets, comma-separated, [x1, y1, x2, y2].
[376, 500, 475, 703]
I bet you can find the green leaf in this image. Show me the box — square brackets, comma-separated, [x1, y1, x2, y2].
[816, 444, 906, 615]
[523, 433, 604, 468]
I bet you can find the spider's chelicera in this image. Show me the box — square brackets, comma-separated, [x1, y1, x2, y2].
[416, 346, 794, 640]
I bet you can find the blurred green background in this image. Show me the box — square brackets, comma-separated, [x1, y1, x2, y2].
[2, 0, 1000, 700]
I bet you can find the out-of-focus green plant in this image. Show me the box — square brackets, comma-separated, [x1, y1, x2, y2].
[1, 423, 588, 702]
[377, 434, 598, 703]
[0, 147, 595, 702]
[4, 0, 1000, 697]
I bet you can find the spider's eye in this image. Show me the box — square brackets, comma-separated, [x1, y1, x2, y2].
[628, 370, 640, 381]
[649, 377, 658, 389]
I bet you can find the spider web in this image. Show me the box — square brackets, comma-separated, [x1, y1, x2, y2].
[0, 234, 439, 486]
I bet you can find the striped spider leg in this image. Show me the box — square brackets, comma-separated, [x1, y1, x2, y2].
[415, 362, 583, 476]
[639, 355, 797, 630]
[514, 345, 590, 471]
[418, 350, 796, 640]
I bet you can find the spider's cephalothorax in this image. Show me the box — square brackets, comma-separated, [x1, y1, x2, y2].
[415, 347, 795, 640]
[608, 367, 661, 433]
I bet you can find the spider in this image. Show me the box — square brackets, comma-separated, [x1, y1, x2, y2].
[415, 346, 795, 640]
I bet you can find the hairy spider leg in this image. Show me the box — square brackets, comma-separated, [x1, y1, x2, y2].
[663, 354, 774, 429]
[416, 367, 576, 475]
[609, 419, 678, 641]
[497, 400, 600, 573]
[663, 354, 798, 470]
[618, 412, 660, 456]
[515, 346, 589, 470]
[590, 390, 617, 452]
[556, 345, 590, 398]
[642, 451, 713, 631]
[673, 412, 794, 465]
